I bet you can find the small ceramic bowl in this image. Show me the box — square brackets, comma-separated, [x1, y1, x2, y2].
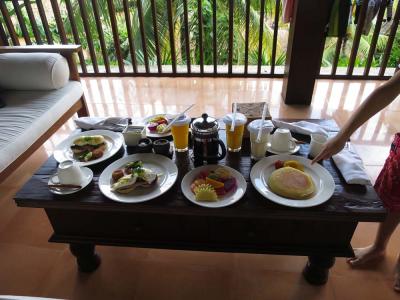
[153, 139, 170, 156]
[136, 138, 153, 153]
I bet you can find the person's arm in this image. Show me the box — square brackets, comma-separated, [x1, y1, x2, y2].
[312, 71, 400, 163]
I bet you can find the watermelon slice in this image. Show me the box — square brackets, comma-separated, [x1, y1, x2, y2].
[147, 122, 158, 132]
[215, 187, 226, 196]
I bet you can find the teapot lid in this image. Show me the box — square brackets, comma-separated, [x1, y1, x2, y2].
[192, 113, 219, 133]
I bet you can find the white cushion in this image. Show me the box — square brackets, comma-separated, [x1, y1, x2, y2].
[0, 53, 70, 90]
[0, 81, 83, 172]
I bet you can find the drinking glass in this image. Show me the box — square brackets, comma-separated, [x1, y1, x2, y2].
[171, 114, 191, 152]
[247, 120, 274, 160]
[309, 134, 328, 158]
[223, 113, 247, 152]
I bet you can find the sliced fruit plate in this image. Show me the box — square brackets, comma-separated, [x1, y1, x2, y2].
[142, 114, 173, 138]
[181, 165, 247, 208]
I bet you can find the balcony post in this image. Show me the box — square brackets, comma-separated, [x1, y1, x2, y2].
[282, 0, 334, 105]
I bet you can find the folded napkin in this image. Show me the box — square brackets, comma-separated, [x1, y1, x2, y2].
[75, 117, 130, 132]
[272, 120, 329, 137]
[332, 144, 371, 185]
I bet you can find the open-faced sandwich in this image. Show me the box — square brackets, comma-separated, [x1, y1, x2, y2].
[70, 135, 107, 162]
[147, 115, 169, 134]
[190, 167, 237, 202]
[111, 160, 158, 194]
[268, 160, 315, 199]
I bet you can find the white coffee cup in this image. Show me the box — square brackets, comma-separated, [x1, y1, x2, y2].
[309, 134, 328, 158]
[270, 128, 296, 152]
[53, 160, 83, 185]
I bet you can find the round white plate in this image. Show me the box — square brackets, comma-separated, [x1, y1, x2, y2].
[54, 130, 124, 167]
[48, 167, 93, 195]
[181, 165, 247, 208]
[250, 154, 335, 208]
[266, 143, 300, 155]
[99, 153, 178, 203]
[143, 114, 173, 138]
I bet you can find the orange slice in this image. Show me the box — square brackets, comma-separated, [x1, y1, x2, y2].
[206, 177, 225, 189]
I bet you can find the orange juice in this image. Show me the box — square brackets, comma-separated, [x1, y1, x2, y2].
[223, 112, 247, 152]
[171, 124, 189, 151]
[171, 114, 191, 152]
[226, 124, 245, 152]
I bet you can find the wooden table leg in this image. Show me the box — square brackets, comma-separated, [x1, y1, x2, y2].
[302, 255, 335, 285]
[69, 243, 101, 273]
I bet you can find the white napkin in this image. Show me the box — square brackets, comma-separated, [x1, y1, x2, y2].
[75, 117, 130, 132]
[332, 144, 371, 185]
[272, 120, 329, 137]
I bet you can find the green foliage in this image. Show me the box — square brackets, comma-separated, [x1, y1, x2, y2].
[322, 19, 399, 69]
[1, 0, 398, 72]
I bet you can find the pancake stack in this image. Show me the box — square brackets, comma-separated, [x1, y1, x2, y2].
[268, 166, 315, 199]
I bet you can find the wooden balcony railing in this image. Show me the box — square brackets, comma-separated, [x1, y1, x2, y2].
[0, 0, 399, 79]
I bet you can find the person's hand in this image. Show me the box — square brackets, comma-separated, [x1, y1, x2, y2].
[311, 134, 348, 164]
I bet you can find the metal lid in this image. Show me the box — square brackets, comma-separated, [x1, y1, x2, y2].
[191, 113, 219, 133]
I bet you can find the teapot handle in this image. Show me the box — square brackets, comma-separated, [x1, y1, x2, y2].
[217, 139, 227, 160]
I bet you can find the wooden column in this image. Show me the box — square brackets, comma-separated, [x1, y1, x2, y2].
[282, 0, 334, 105]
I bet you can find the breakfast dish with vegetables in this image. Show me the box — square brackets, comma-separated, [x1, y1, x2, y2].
[181, 165, 246, 208]
[70, 135, 107, 162]
[250, 154, 335, 208]
[268, 160, 315, 199]
[111, 160, 158, 194]
[190, 167, 237, 202]
[99, 153, 178, 203]
[54, 130, 124, 167]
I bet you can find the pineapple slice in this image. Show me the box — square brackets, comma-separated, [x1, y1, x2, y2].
[194, 184, 218, 202]
[213, 167, 231, 180]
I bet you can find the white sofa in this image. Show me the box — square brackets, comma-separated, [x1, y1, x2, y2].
[0, 45, 89, 182]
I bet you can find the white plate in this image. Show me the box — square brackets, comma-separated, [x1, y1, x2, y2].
[48, 167, 93, 195]
[250, 154, 335, 208]
[54, 130, 124, 167]
[143, 114, 173, 138]
[181, 165, 247, 208]
[99, 153, 178, 203]
[266, 143, 300, 155]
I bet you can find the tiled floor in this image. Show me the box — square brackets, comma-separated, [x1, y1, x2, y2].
[1, 77, 400, 299]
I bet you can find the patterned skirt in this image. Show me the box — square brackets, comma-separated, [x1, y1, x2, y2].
[375, 133, 400, 212]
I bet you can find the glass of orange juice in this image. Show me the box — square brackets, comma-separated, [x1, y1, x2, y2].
[223, 113, 247, 152]
[171, 114, 191, 152]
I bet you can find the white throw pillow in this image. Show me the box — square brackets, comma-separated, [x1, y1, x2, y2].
[0, 52, 70, 90]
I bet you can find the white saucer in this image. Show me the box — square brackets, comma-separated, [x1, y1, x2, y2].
[48, 167, 93, 195]
[266, 143, 300, 155]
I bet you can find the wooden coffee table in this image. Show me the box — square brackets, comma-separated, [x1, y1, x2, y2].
[14, 119, 386, 285]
